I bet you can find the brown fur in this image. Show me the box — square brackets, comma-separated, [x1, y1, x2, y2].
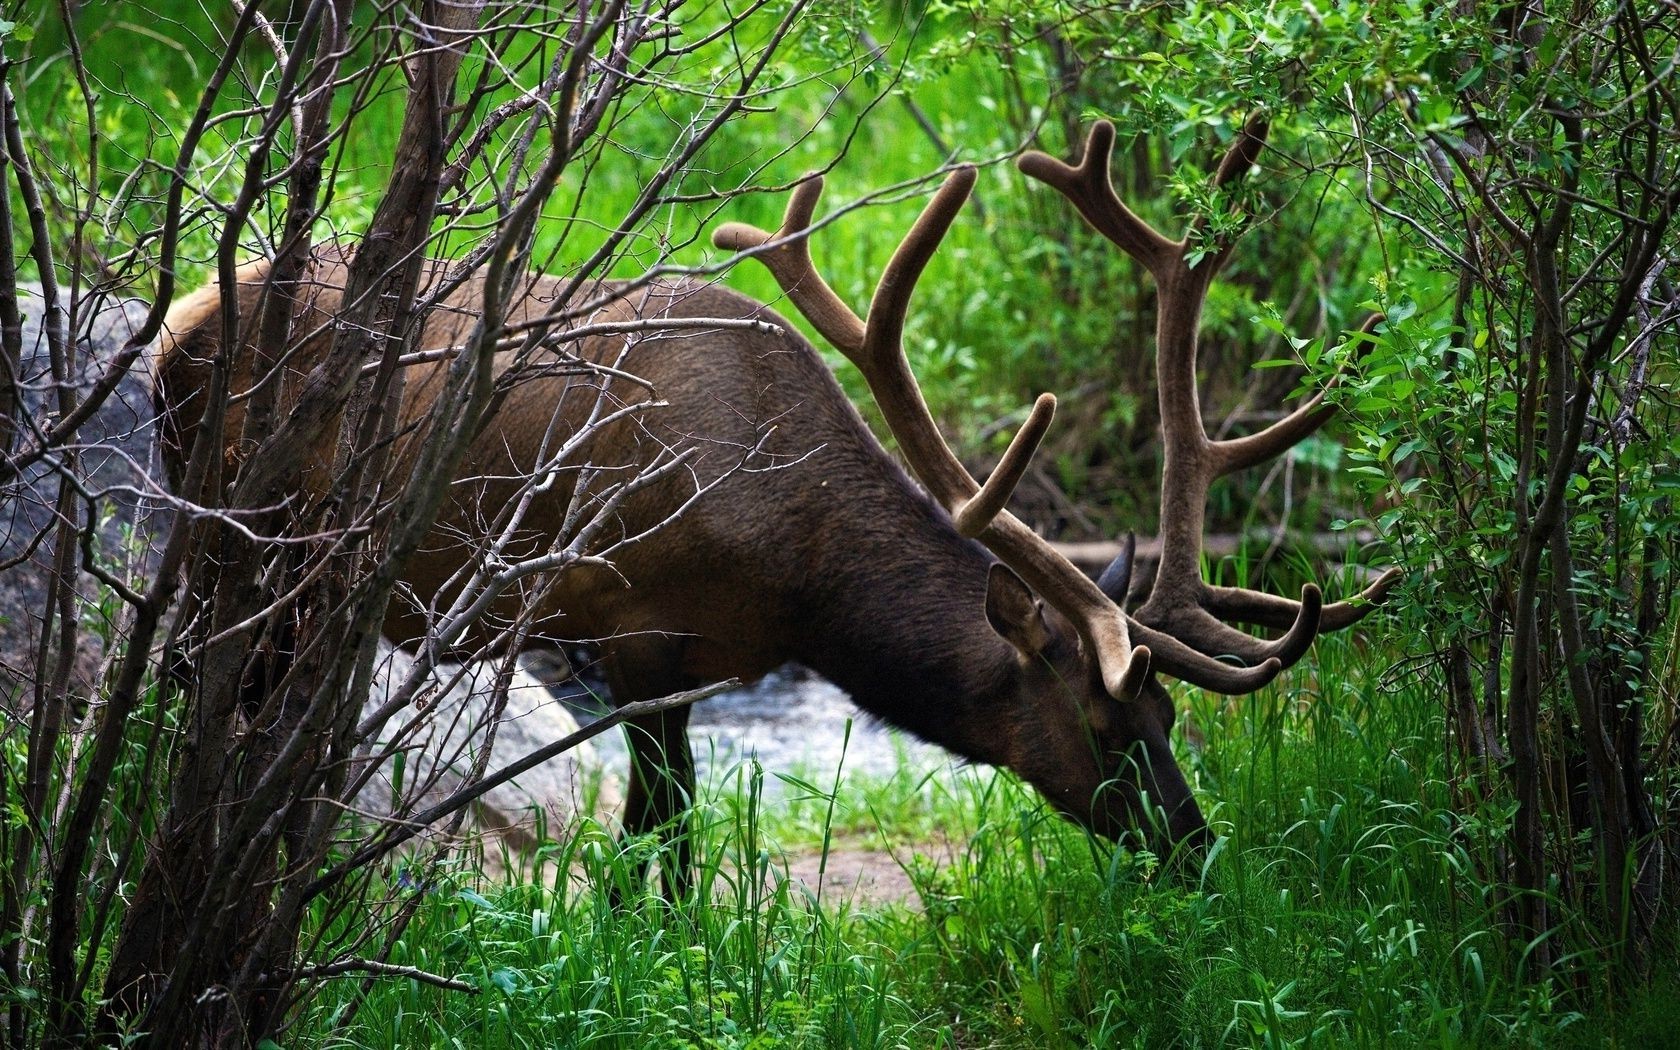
[155, 247, 1205, 880]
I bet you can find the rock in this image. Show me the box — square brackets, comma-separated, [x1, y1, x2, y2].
[354, 644, 618, 865]
[0, 287, 159, 701]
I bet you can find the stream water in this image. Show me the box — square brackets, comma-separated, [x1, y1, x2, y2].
[552, 662, 952, 796]
[689, 665, 948, 783]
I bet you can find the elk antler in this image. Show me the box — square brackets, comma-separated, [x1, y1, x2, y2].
[716, 172, 1301, 699]
[1019, 117, 1399, 676]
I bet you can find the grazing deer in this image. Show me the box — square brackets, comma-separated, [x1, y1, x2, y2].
[154, 115, 1394, 887]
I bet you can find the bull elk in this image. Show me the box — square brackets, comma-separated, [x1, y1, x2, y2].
[154, 116, 1394, 888]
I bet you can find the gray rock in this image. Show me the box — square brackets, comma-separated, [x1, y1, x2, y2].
[354, 644, 617, 863]
[0, 286, 159, 701]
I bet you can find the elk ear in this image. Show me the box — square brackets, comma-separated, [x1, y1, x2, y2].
[1095, 532, 1137, 607]
[985, 564, 1051, 658]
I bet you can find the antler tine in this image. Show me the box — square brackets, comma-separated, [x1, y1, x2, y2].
[1318, 568, 1402, 629]
[713, 176, 867, 353]
[1093, 532, 1312, 689]
[863, 168, 981, 375]
[1187, 112, 1272, 275]
[1129, 619, 1287, 694]
[954, 393, 1055, 539]
[1017, 121, 1175, 276]
[719, 167, 1154, 701]
[1205, 567, 1401, 632]
[1212, 112, 1270, 189]
[1215, 390, 1337, 475]
[1136, 583, 1323, 669]
[844, 167, 991, 515]
[1213, 313, 1384, 474]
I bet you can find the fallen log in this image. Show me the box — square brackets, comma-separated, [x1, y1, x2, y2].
[1053, 530, 1386, 604]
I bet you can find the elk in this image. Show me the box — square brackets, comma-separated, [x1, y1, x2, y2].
[153, 115, 1394, 888]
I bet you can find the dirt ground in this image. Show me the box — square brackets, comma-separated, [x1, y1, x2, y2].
[773, 837, 958, 910]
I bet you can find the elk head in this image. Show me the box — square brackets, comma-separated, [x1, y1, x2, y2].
[715, 116, 1397, 857]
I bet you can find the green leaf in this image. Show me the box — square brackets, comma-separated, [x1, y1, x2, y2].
[1017, 980, 1061, 1041]
[1454, 64, 1486, 92]
[1292, 434, 1342, 471]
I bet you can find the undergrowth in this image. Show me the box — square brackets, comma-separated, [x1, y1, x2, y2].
[294, 629, 1667, 1048]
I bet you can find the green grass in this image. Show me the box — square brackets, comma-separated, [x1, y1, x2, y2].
[290, 629, 1663, 1048]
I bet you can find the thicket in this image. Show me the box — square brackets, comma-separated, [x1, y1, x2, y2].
[902, 0, 1680, 984]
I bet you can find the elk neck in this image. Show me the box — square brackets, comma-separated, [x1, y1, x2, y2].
[779, 448, 1032, 771]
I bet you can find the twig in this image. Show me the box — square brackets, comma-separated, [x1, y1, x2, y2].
[284, 958, 478, 994]
[305, 679, 738, 900]
[1612, 254, 1673, 452]
[858, 28, 987, 221]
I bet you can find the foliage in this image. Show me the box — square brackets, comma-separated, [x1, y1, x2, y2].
[1314, 0, 1679, 976]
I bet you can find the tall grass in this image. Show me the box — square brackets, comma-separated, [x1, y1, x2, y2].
[289, 624, 1677, 1048]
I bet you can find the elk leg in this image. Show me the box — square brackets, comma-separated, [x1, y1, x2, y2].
[604, 639, 698, 900]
